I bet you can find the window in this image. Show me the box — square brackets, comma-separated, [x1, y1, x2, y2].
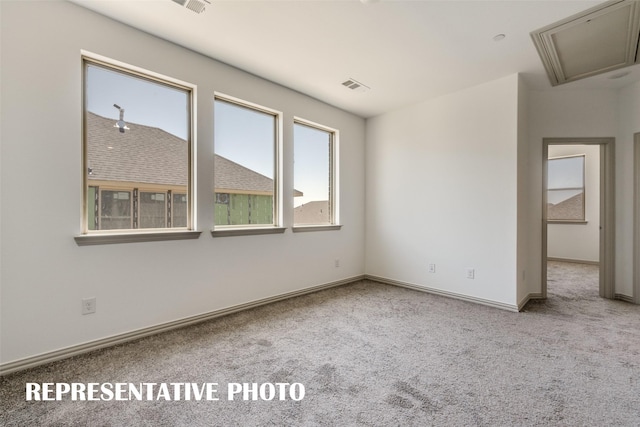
[293, 120, 338, 227]
[82, 57, 194, 236]
[547, 154, 585, 221]
[171, 192, 188, 228]
[99, 189, 132, 230]
[213, 96, 280, 229]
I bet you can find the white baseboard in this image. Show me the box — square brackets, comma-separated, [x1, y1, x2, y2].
[518, 292, 544, 311]
[547, 257, 599, 266]
[614, 293, 634, 304]
[0, 275, 365, 376]
[365, 274, 520, 312]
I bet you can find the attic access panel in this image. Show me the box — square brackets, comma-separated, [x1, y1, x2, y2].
[531, 0, 640, 86]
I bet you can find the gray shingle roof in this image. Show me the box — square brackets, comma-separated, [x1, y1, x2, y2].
[87, 112, 187, 186]
[214, 154, 273, 194]
[548, 193, 584, 220]
[86, 112, 301, 196]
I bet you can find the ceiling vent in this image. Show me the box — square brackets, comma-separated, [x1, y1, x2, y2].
[531, 0, 640, 86]
[341, 78, 370, 93]
[171, 0, 210, 14]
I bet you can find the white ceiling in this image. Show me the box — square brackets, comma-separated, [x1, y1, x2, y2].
[70, 0, 640, 118]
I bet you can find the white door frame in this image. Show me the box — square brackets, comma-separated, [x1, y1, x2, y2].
[542, 137, 615, 299]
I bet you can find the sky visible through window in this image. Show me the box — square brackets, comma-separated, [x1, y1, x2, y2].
[88, 65, 331, 212]
[548, 155, 584, 205]
[86, 65, 189, 139]
[294, 123, 331, 208]
[85, 62, 190, 231]
[214, 100, 274, 179]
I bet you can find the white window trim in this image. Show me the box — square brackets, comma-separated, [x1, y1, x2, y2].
[211, 93, 283, 236]
[292, 117, 340, 232]
[75, 230, 201, 246]
[77, 51, 199, 245]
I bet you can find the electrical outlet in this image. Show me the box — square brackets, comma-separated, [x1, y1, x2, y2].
[466, 269, 475, 279]
[428, 263, 436, 273]
[335, 258, 340, 268]
[82, 297, 96, 315]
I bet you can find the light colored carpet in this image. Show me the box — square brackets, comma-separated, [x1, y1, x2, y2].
[1, 264, 639, 426]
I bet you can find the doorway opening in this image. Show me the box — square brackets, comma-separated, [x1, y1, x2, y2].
[542, 138, 615, 300]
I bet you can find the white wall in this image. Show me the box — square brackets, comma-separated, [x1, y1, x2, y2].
[365, 74, 519, 308]
[517, 76, 531, 306]
[3, 2, 640, 370]
[525, 89, 619, 297]
[547, 145, 600, 263]
[0, 1, 365, 365]
[617, 80, 640, 296]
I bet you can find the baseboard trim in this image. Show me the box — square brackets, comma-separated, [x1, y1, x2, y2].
[614, 293, 635, 303]
[547, 257, 600, 266]
[518, 292, 544, 311]
[0, 275, 365, 376]
[365, 275, 520, 312]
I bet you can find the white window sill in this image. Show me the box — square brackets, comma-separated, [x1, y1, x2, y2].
[211, 226, 286, 237]
[75, 230, 202, 246]
[292, 225, 342, 233]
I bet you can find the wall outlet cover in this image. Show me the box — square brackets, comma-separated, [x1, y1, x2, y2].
[82, 297, 96, 315]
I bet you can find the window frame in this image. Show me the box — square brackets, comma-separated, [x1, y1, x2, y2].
[547, 153, 586, 223]
[211, 93, 284, 237]
[75, 52, 200, 246]
[292, 117, 341, 232]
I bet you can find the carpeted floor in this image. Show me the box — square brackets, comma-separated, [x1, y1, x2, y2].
[1, 262, 639, 426]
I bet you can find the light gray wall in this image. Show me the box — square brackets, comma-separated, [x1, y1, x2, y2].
[3, 0, 640, 369]
[517, 76, 531, 306]
[525, 84, 640, 298]
[547, 145, 600, 263]
[617, 80, 640, 296]
[0, 1, 366, 365]
[365, 74, 520, 308]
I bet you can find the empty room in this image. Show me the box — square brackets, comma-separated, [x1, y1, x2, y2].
[1, 0, 640, 425]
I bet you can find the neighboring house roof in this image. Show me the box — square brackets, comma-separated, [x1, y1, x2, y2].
[214, 155, 272, 195]
[86, 112, 301, 196]
[87, 112, 187, 186]
[548, 193, 583, 220]
[214, 155, 302, 197]
[294, 200, 329, 225]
